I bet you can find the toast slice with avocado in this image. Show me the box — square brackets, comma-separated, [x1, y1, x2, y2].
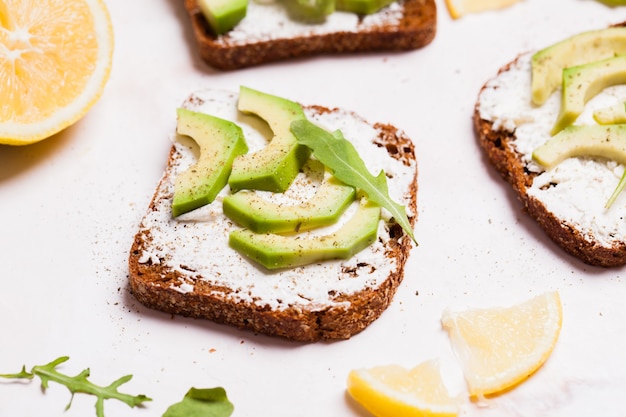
[474, 22, 626, 267]
[182, 0, 437, 70]
[128, 87, 417, 341]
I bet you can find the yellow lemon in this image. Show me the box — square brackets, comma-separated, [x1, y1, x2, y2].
[347, 360, 459, 417]
[0, 0, 114, 145]
[441, 291, 562, 398]
[444, 0, 522, 19]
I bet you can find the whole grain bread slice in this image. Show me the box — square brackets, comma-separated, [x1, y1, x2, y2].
[182, 0, 436, 70]
[128, 89, 417, 341]
[474, 25, 626, 267]
[474, 100, 626, 267]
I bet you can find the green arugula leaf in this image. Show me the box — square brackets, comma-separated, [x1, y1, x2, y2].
[606, 169, 626, 209]
[290, 119, 416, 243]
[0, 356, 151, 417]
[163, 387, 234, 417]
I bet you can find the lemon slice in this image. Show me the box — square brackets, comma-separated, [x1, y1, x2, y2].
[444, 0, 522, 19]
[0, 0, 114, 145]
[347, 360, 459, 417]
[441, 291, 562, 398]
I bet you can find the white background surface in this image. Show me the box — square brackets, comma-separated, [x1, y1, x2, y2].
[1, 0, 626, 416]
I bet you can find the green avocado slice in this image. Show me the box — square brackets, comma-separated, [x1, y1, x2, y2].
[228, 86, 310, 193]
[594, 102, 626, 125]
[172, 108, 248, 217]
[336, 0, 394, 14]
[197, 0, 247, 35]
[223, 160, 356, 234]
[531, 27, 626, 106]
[595, 0, 626, 5]
[533, 124, 626, 208]
[283, 0, 335, 22]
[551, 55, 626, 135]
[533, 124, 626, 169]
[229, 199, 380, 270]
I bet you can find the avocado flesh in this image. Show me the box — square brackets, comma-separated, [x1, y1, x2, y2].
[336, 0, 394, 14]
[533, 124, 626, 170]
[531, 27, 626, 106]
[596, 0, 626, 5]
[197, 0, 247, 35]
[172, 108, 248, 217]
[594, 102, 626, 125]
[229, 199, 380, 270]
[223, 160, 356, 234]
[282, 0, 335, 22]
[229, 86, 310, 193]
[551, 55, 626, 135]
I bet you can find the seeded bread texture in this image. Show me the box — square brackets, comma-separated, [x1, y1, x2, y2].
[182, 0, 436, 70]
[474, 53, 626, 268]
[128, 93, 417, 342]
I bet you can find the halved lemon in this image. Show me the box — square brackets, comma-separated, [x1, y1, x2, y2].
[347, 360, 459, 417]
[444, 0, 522, 19]
[0, 0, 114, 145]
[441, 291, 562, 398]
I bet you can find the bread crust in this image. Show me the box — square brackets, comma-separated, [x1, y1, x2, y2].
[129, 101, 417, 342]
[474, 55, 626, 268]
[182, 0, 436, 70]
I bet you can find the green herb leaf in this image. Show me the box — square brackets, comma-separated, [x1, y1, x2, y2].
[163, 387, 234, 417]
[0, 364, 34, 379]
[290, 119, 416, 243]
[606, 169, 626, 208]
[0, 356, 151, 417]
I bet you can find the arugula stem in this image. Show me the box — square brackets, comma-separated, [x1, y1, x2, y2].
[606, 169, 626, 209]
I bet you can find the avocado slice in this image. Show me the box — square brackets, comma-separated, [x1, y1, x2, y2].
[223, 159, 356, 233]
[596, 0, 626, 5]
[172, 108, 248, 217]
[228, 86, 310, 193]
[229, 199, 380, 270]
[283, 0, 335, 22]
[336, 0, 394, 14]
[551, 55, 626, 135]
[197, 0, 247, 35]
[533, 124, 626, 170]
[531, 27, 626, 106]
[594, 102, 626, 125]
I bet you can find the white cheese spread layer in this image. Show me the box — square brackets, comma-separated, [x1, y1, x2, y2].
[137, 89, 416, 311]
[216, 1, 403, 46]
[477, 52, 626, 247]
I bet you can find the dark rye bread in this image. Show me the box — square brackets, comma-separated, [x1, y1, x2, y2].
[129, 89, 417, 342]
[474, 33, 626, 268]
[474, 98, 626, 267]
[182, 0, 436, 70]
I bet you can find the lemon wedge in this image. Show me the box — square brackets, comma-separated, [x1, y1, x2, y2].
[347, 360, 459, 417]
[0, 0, 114, 145]
[441, 291, 562, 398]
[444, 0, 522, 19]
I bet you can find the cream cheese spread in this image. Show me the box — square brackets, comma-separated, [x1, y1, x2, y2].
[477, 52, 626, 247]
[136, 89, 416, 310]
[216, 1, 404, 46]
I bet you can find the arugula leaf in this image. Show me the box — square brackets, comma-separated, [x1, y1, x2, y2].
[163, 387, 234, 417]
[606, 169, 626, 209]
[0, 356, 151, 417]
[290, 119, 416, 243]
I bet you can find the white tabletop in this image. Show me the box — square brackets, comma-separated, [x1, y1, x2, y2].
[1, 1, 626, 416]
